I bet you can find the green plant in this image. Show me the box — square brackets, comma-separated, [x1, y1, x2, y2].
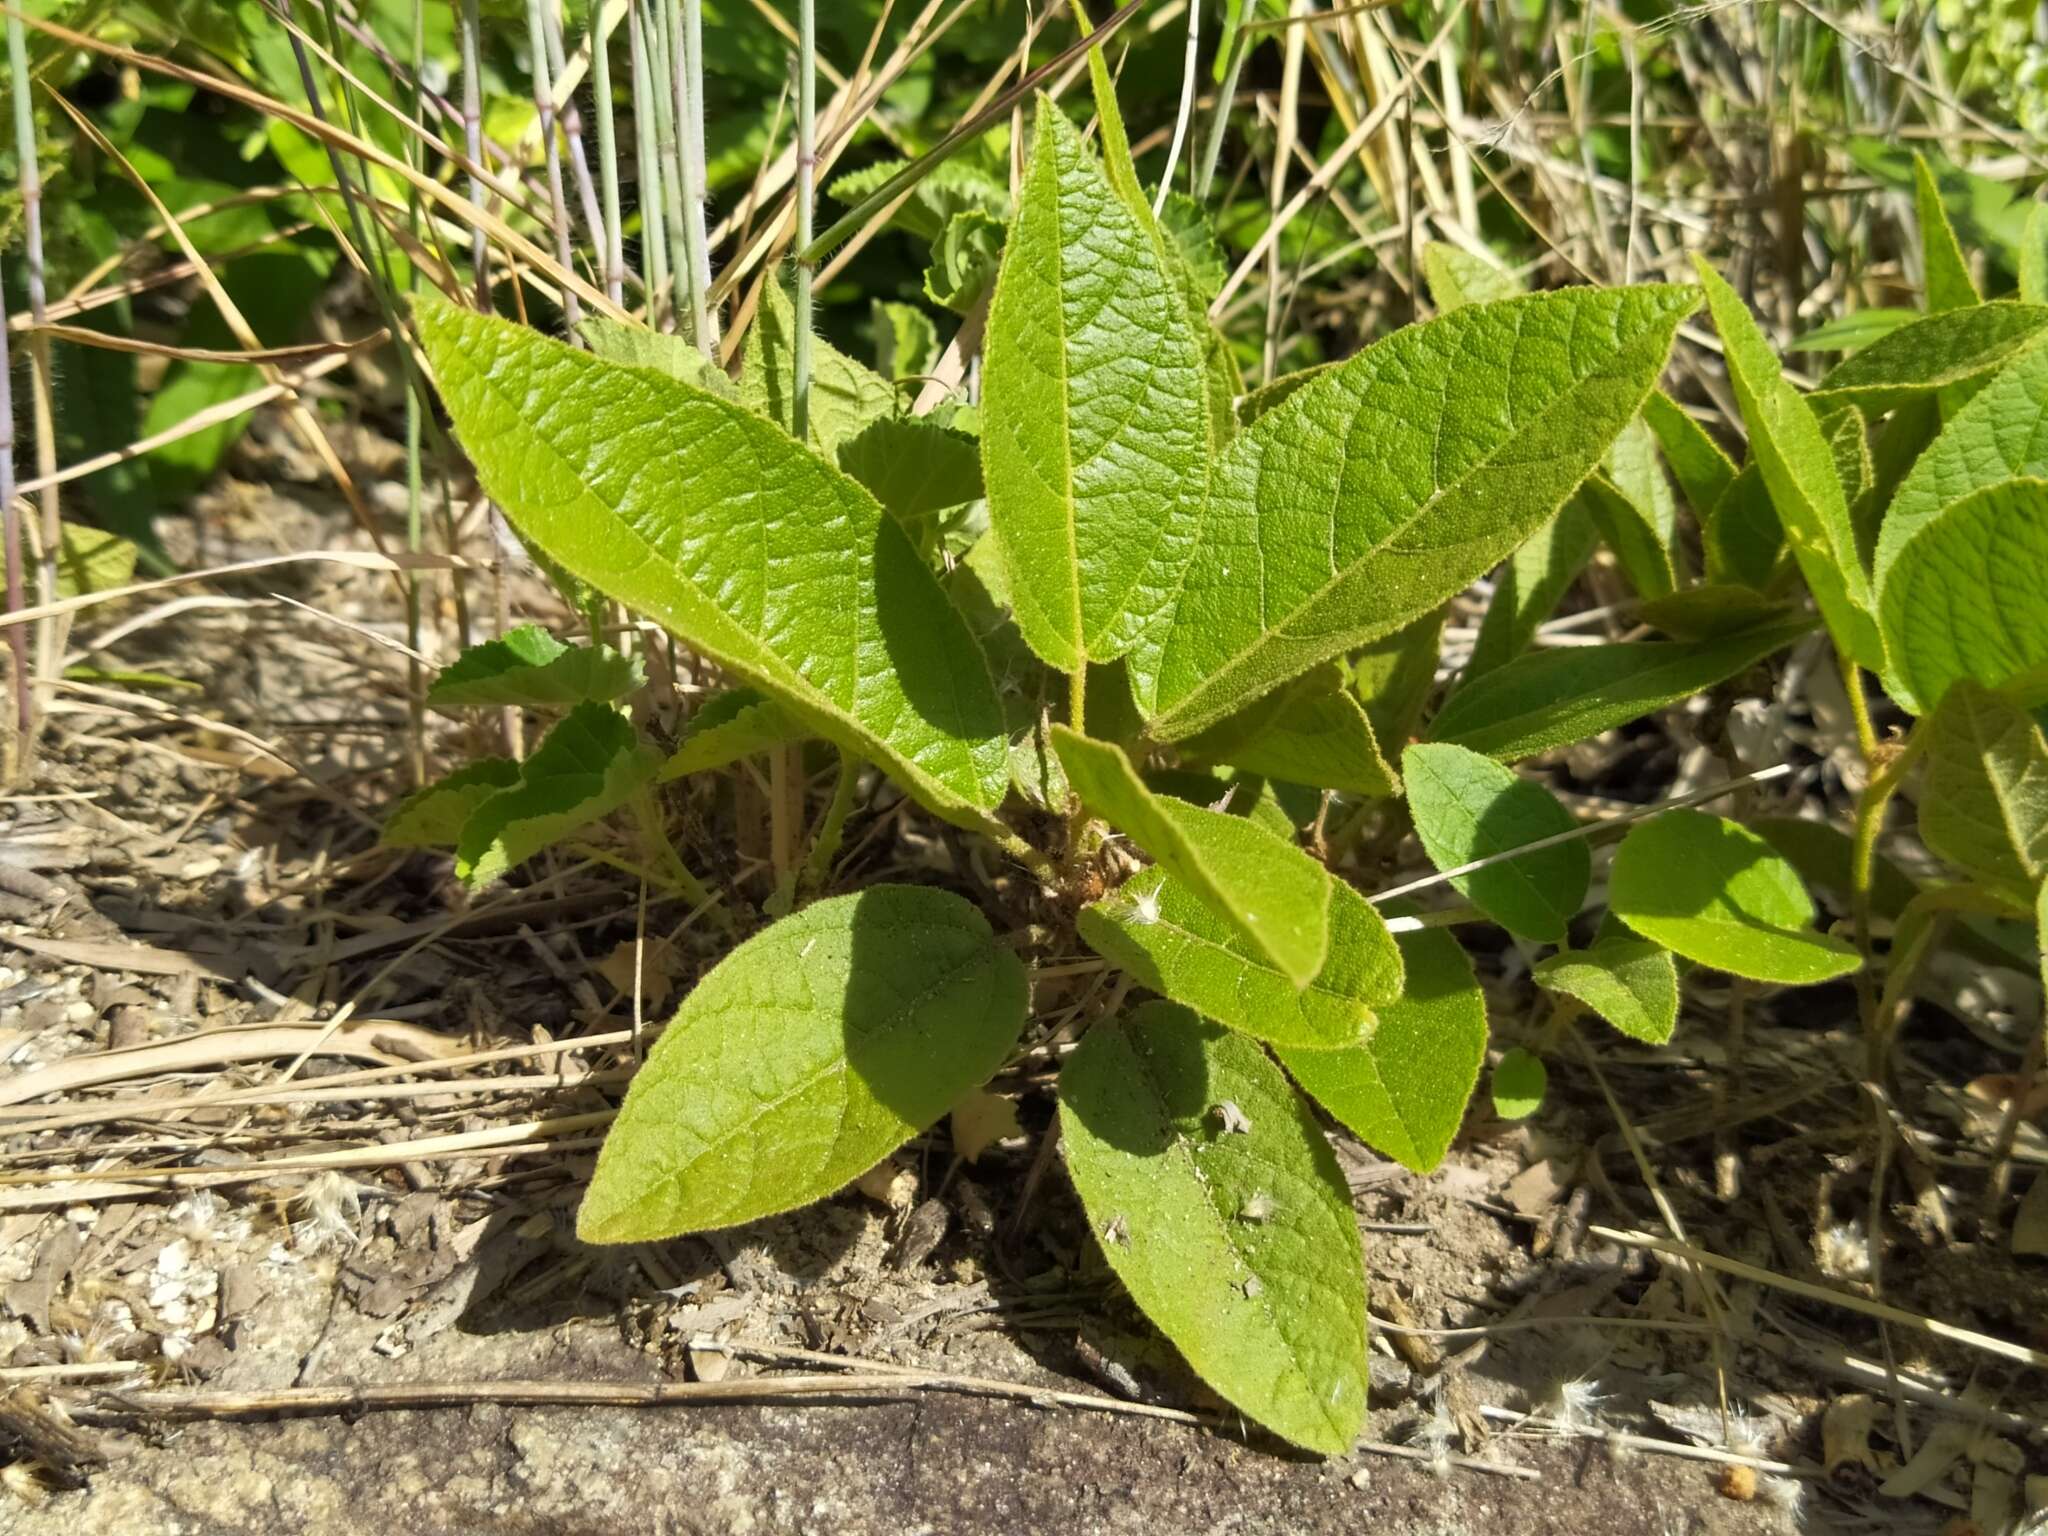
[380, 35, 2048, 1461]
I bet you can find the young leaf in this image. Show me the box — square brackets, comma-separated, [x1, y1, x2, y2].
[1059, 1003, 1369, 1455]
[1879, 479, 2048, 715]
[1914, 151, 1981, 314]
[1918, 682, 2048, 901]
[426, 625, 643, 711]
[1608, 809, 1861, 984]
[1181, 665, 1399, 798]
[1078, 867, 1402, 1051]
[923, 209, 1006, 314]
[1533, 939, 1680, 1044]
[1877, 339, 2048, 594]
[1353, 606, 1446, 751]
[1642, 391, 1737, 515]
[1427, 616, 1813, 761]
[414, 297, 1011, 829]
[980, 98, 1210, 673]
[1052, 727, 1331, 987]
[579, 886, 1028, 1241]
[1277, 922, 1486, 1175]
[1692, 257, 1882, 668]
[382, 758, 521, 849]
[1702, 464, 1786, 590]
[1811, 303, 2048, 414]
[455, 702, 664, 888]
[1403, 743, 1588, 943]
[834, 416, 984, 544]
[1422, 242, 1522, 310]
[1134, 286, 1698, 740]
[578, 316, 735, 396]
[661, 688, 810, 779]
[1786, 308, 1920, 355]
[1468, 501, 1600, 679]
[741, 277, 900, 450]
[1490, 1049, 1547, 1120]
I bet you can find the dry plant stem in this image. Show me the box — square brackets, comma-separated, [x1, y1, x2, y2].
[0, 251, 25, 761]
[589, 0, 626, 300]
[1193, 6, 1247, 204]
[1979, 1026, 2046, 1232]
[526, 0, 582, 329]
[538, 0, 609, 268]
[7, 11, 54, 761]
[1151, 0, 1199, 211]
[460, 0, 489, 304]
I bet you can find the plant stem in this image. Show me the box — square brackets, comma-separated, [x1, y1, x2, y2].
[800, 748, 859, 896]
[1152, 0, 1199, 212]
[526, 0, 582, 328]
[461, 0, 490, 306]
[1849, 725, 1926, 1055]
[671, 0, 712, 351]
[1838, 644, 1878, 763]
[792, 0, 816, 441]
[649, 0, 691, 333]
[6, 10, 52, 769]
[1194, 2, 1248, 203]
[590, 0, 626, 301]
[539, 0, 609, 269]
[0, 251, 25, 764]
[628, 1, 670, 315]
[630, 788, 729, 928]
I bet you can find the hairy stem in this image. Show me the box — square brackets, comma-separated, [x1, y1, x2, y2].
[590, 0, 626, 301]
[526, 0, 582, 328]
[628, 1, 671, 315]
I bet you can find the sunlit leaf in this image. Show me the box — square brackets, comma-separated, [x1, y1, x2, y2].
[1403, 743, 1587, 942]
[1534, 939, 1680, 1044]
[426, 625, 643, 711]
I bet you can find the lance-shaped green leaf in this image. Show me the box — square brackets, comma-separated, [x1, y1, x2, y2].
[1609, 809, 1860, 984]
[578, 316, 734, 396]
[1059, 1003, 1368, 1455]
[1828, 406, 1873, 521]
[1914, 151, 1981, 314]
[1703, 464, 1786, 590]
[1422, 241, 1522, 311]
[1918, 682, 2048, 901]
[741, 277, 900, 450]
[1278, 922, 1486, 1174]
[415, 297, 1010, 828]
[1642, 391, 1736, 516]
[382, 758, 520, 849]
[1534, 939, 1680, 1044]
[1135, 285, 1700, 740]
[1237, 362, 1341, 427]
[1811, 303, 2048, 414]
[1181, 665, 1399, 798]
[579, 886, 1027, 1242]
[1053, 726, 1331, 987]
[1427, 615, 1813, 761]
[1693, 258, 1882, 668]
[1640, 584, 1800, 642]
[1787, 308, 1920, 355]
[456, 703, 664, 888]
[1403, 743, 1588, 943]
[1880, 479, 2048, 715]
[980, 98, 1210, 673]
[1592, 413, 1683, 595]
[1468, 500, 1600, 678]
[426, 625, 643, 711]
[1583, 474, 1677, 600]
[661, 688, 810, 779]
[1878, 340, 2048, 593]
[1079, 867, 1402, 1051]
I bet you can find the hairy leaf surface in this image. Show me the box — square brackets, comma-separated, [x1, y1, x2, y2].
[1053, 726, 1330, 986]
[741, 278, 899, 450]
[1914, 152, 1981, 314]
[1534, 940, 1680, 1044]
[1279, 922, 1486, 1174]
[382, 758, 520, 850]
[980, 99, 1210, 672]
[1422, 242, 1522, 310]
[1919, 682, 2048, 900]
[1694, 259, 1882, 667]
[1404, 744, 1587, 942]
[1609, 809, 1860, 984]
[1135, 286, 1699, 739]
[1079, 867, 1402, 1050]
[1880, 479, 2048, 714]
[1491, 1049, 1547, 1120]
[579, 887, 1027, 1241]
[456, 703, 663, 888]
[427, 624, 643, 711]
[661, 688, 810, 779]
[1060, 1003, 1368, 1455]
[416, 297, 1010, 827]
[1427, 616, 1812, 761]
[1468, 501, 1599, 678]
[1182, 665, 1399, 797]
[1813, 304, 2048, 413]
[1642, 390, 1736, 515]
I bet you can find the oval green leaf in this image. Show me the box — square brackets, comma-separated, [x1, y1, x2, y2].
[1533, 939, 1680, 1044]
[1278, 921, 1487, 1175]
[1608, 809, 1861, 985]
[1060, 1002, 1368, 1455]
[1403, 743, 1588, 943]
[427, 625, 643, 712]
[1135, 285, 1701, 739]
[579, 886, 1028, 1242]
[1490, 1048, 1547, 1120]
[415, 296, 1010, 830]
